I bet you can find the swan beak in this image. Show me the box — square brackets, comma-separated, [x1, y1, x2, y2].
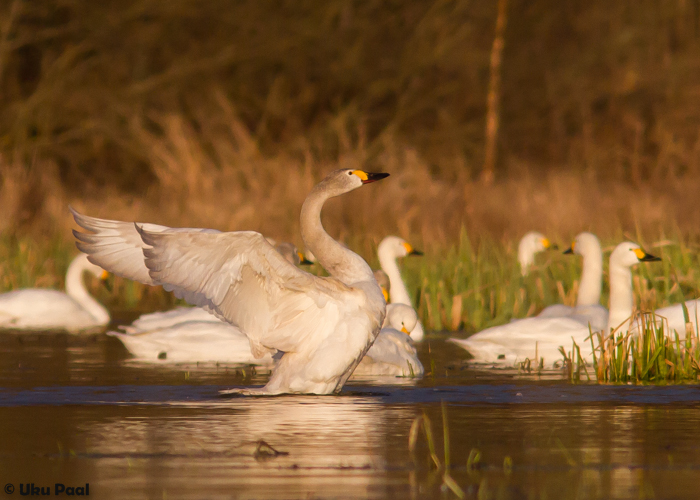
[563, 243, 574, 254]
[402, 242, 423, 256]
[381, 286, 389, 302]
[298, 252, 314, 265]
[634, 248, 661, 262]
[353, 170, 390, 184]
[401, 326, 410, 334]
[542, 238, 558, 250]
[100, 270, 109, 281]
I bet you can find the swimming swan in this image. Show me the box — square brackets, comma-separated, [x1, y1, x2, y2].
[518, 231, 556, 276]
[654, 299, 700, 339]
[377, 236, 424, 341]
[449, 242, 660, 367]
[537, 232, 608, 331]
[0, 254, 110, 332]
[72, 168, 390, 395]
[353, 304, 423, 377]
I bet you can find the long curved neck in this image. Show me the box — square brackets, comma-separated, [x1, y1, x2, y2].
[607, 264, 634, 334]
[378, 250, 411, 305]
[577, 246, 603, 306]
[518, 243, 535, 276]
[65, 258, 110, 324]
[300, 184, 373, 285]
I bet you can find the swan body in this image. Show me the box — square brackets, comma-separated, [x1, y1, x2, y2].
[0, 254, 110, 333]
[654, 299, 700, 338]
[450, 242, 660, 367]
[518, 231, 555, 276]
[537, 232, 608, 331]
[72, 169, 389, 395]
[354, 304, 423, 377]
[109, 320, 274, 364]
[377, 236, 424, 341]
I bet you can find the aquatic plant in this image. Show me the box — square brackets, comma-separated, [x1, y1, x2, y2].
[568, 309, 700, 383]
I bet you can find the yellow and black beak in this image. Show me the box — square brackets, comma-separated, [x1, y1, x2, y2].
[298, 252, 314, 265]
[100, 270, 109, 281]
[381, 286, 389, 302]
[563, 247, 574, 255]
[634, 248, 661, 262]
[402, 242, 423, 256]
[401, 326, 410, 335]
[542, 238, 558, 250]
[353, 170, 390, 184]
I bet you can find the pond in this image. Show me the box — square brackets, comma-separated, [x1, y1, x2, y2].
[1, 332, 700, 499]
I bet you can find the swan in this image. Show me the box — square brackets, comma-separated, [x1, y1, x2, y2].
[377, 236, 424, 341]
[449, 242, 660, 367]
[537, 232, 608, 331]
[0, 254, 110, 333]
[116, 241, 311, 334]
[72, 168, 390, 395]
[518, 231, 556, 276]
[353, 304, 424, 378]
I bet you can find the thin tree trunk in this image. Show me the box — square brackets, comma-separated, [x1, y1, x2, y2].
[482, 0, 508, 185]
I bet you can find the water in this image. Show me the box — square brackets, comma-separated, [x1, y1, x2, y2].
[2, 333, 700, 499]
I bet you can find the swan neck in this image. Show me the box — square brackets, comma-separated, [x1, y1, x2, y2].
[607, 264, 634, 333]
[517, 244, 534, 276]
[378, 249, 411, 305]
[65, 259, 110, 324]
[300, 184, 373, 285]
[577, 247, 603, 306]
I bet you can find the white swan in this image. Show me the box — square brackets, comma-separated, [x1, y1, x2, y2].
[353, 304, 423, 378]
[537, 232, 608, 331]
[518, 231, 555, 276]
[72, 168, 390, 395]
[449, 242, 660, 367]
[377, 236, 424, 341]
[0, 254, 110, 333]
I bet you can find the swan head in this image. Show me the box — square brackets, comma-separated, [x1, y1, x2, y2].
[563, 232, 601, 257]
[610, 242, 661, 268]
[373, 269, 390, 301]
[518, 232, 555, 275]
[386, 304, 418, 335]
[273, 242, 313, 266]
[378, 236, 423, 260]
[72, 253, 109, 281]
[315, 169, 390, 197]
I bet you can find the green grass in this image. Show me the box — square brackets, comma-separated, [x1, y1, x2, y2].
[2, 229, 700, 338]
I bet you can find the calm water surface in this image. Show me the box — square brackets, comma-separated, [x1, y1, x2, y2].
[1, 332, 700, 499]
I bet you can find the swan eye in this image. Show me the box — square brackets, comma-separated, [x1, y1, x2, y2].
[348, 171, 353, 175]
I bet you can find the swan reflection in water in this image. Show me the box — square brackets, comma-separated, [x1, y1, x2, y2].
[84, 393, 415, 498]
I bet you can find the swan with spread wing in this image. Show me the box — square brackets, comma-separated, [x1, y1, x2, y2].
[72, 168, 390, 395]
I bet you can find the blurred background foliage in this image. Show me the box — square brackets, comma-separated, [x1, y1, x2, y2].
[0, 0, 699, 245]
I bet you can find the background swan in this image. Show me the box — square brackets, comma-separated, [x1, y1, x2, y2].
[518, 231, 555, 276]
[353, 304, 423, 377]
[537, 232, 608, 331]
[0, 254, 109, 333]
[654, 299, 700, 338]
[73, 169, 389, 395]
[449, 242, 660, 367]
[377, 236, 424, 341]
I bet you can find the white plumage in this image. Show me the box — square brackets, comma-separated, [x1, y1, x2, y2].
[377, 236, 425, 341]
[450, 242, 660, 367]
[537, 232, 608, 331]
[72, 169, 389, 395]
[0, 254, 110, 333]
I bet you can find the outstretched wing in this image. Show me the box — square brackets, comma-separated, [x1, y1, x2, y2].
[71, 207, 219, 284]
[72, 210, 353, 356]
